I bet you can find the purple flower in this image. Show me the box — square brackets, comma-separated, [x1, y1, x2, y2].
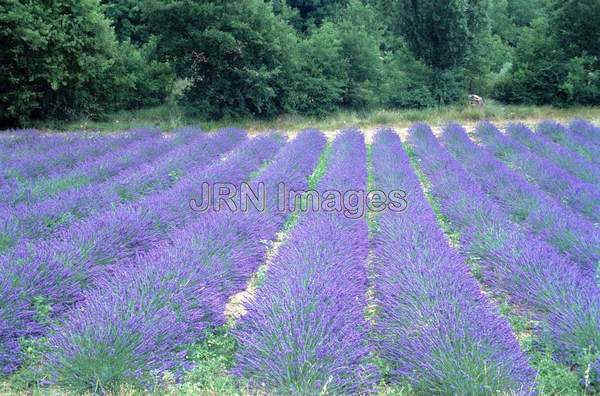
[0, 132, 283, 374]
[234, 130, 377, 394]
[407, 123, 600, 386]
[440, 122, 599, 272]
[44, 130, 326, 391]
[372, 128, 536, 394]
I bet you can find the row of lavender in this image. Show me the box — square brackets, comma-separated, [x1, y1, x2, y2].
[408, 123, 600, 388]
[371, 129, 536, 393]
[440, 123, 599, 271]
[0, 130, 284, 374]
[0, 128, 245, 252]
[44, 130, 327, 391]
[234, 130, 376, 394]
[0, 121, 598, 393]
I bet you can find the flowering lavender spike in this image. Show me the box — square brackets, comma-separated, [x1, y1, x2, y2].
[371, 128, 536, 394]
[234, 130, 377, 395]
[2, 128, 157, 185]
[534, 120, 600, 177]
[407, 123, 600, 387]
[473, 122, 600, 223]
[441, 123, 599, 272]
[2, 128, 168, 205]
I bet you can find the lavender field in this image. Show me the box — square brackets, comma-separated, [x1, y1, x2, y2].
[0, 120, 599, 395]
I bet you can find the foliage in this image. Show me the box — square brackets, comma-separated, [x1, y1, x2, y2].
[147, 0, 300, 119]
[101, 0, 149, 43]
[279, 0, 349, 31]
[0, 0, 173, 127]
[106, 40, 175, 110]
[493, 18, 566, 104]
[3, 0, 600, 126]
[380, 0, 487, 71]
[0, 0, 116, 126]
[380, 49, 436, 108]
[493, 0, 600, 105]
[292, 23, 347, 116]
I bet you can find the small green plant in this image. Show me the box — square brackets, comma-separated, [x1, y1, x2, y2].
[177, 328, 242, 395]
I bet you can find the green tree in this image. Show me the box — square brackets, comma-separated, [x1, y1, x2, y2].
[493, 18, 566, 104]
[378, 0, 489, 103]
[279, 0, 349, 31]
[334, 0, 384, 109]
[101, 0, 150, 44]
[292, 23, 347, 116]
[0, 0, 117, 126]
[549, 0, 600, 59]
[494, 0, 600, 105]
[147, 0, 300, 118]
[382, 0, 487, 70]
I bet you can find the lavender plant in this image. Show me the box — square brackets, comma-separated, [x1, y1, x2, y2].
[371, 128, 536, 394]
[0, 134, 283, 374]
[2, 128, 168, 205]
[234, 130, 377, 395]
[570, 119, 600, 150]
[441, 123, 599, 272]
[2, 129, 151, 184]
[506, 121, 599, 184]
[537, 120, 600, 167]
[408, 123, 600, 389]
[45, 130, 326, 391]
[0, 128, 244, 249]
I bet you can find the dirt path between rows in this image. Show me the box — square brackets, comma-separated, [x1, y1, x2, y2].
[247, 119, 550, 143]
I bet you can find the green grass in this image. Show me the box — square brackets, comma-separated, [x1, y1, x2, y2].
[35, 102, 600, 134]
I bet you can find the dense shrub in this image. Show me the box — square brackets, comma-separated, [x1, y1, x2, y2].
[106, 40, 175, 110]
[0, 0, 116, 125]
[493, 0, 600, 105]
[381, 50, 436, 108]
[0, 0, 173, 127]
[147, 0, 300, 119]
[292, 23, 347, 116]
[101, 0, 149, 44]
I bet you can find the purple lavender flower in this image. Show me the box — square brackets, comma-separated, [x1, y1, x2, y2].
[506, 121, 599, 185]
[441, 123, 599, 272]
[474, 122, 600, 223]
[3, 128, 167, 205]
[537, 120, 600, 167]
[0, 128, 245, 249]
[372, 128, 536, 394]
[0, 133, 283, 374]
[234, 130, 377, 395]
[44, 130, 326, 391]
[570, 119, 600, 150]
[407, 123, 600, 387]
[2, 128, 157, 184]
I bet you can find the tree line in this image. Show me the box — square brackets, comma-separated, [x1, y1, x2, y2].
[1, 0, 599, 127]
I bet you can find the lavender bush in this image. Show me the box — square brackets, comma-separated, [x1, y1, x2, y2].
[2, 129, 151, 184]
[45, 130, 326, 391]
[2, 128, 167, 205]
[0, 133, 283, 373]
[506, 121, 599, 184]
[537, 120, 600, 166]
[371, 128, 536, 394]
[441, 123, 599, 272]
[234, 130, 377, 394]
[498, 124, 600, 217]
[0, 128, 244, 250]
[407, 123, 600, 388]
[570, 119, 600, 150]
